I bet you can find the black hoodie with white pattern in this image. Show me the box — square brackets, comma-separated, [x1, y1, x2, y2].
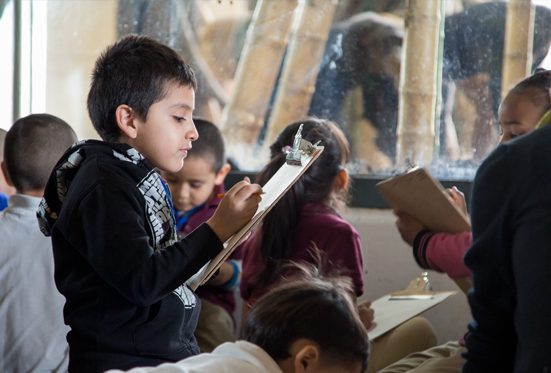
[38, 140, 223, 372]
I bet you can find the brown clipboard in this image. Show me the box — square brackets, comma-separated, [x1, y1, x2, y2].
[376, 167, 470, 233]
[377, 168, 472, 294]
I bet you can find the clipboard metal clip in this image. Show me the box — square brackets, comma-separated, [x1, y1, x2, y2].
[285, 123, 322, 166]
[404, 159, 419, 174]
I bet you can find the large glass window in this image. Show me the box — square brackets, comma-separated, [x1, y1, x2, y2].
[4, 0, 551, 181]
[0, 0, 14, 131]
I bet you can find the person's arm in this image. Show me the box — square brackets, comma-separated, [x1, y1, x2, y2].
[412, 230, 472, 279]
[506, 188, 551, 372]
[65, 178, 260, 307]
[465, 132, 551, 372]
[396, 213, 472, 278]
[462, 146, 516, 372]
[66, 180, 222, 306]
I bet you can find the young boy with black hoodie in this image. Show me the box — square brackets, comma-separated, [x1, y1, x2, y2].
[37, 35, 262, 373]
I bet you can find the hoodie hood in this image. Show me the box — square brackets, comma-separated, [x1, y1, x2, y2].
[37, 140, 145, 236]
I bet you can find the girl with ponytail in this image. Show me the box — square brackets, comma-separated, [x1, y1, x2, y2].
[240, 118, 362, 306]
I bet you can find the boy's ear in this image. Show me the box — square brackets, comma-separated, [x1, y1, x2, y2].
[334, 167, 349, 191]
[214, 163, 231, 185]
[1, 160, 14, 188]
[115, 104, 139, 139]
[293, 343, 320, 373]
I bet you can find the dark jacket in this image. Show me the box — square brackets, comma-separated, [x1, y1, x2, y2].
[38, 140, 223, 372]
[463, 126, 551, 372]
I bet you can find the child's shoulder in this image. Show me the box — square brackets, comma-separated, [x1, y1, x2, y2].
[70, 140, 146, 177]
[299, 203, 357, 233]
[53, 140, 152, 201]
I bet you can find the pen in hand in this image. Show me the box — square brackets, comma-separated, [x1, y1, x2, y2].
[216, 191, 265, 199]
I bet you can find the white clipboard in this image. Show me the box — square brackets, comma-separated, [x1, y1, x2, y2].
[187, 145, 324, 290]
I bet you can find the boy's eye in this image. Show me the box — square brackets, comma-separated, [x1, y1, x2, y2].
[510, 131, 526, 139]
[190, 182, 204, 189]
[173, 116, 186, 122]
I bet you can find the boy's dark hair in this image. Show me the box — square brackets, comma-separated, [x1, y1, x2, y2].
[242, 263, 369, 372]
[87, 35, 197, 142]
[509, 68, 551, 110]
[4, 114, 77, 192]
[188, 118, 226, 172]
[255, 118, 350, 285]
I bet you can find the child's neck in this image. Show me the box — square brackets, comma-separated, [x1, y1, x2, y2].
[20, 189, 44, 198]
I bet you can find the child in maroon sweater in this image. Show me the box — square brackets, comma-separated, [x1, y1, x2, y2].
[240, 119, 364, 305]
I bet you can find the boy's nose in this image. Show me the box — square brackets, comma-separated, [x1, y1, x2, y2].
[188, 120, 199, 141]
[179, 183, 191, 199]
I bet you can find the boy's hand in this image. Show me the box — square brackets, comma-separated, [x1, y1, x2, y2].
[207, 178, 263, 242]
[395, 211, 425, 246]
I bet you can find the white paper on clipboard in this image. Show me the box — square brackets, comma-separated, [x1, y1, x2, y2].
[186, 145, 324, 290]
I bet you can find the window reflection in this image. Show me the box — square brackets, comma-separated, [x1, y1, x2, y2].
[0, 0, 13, 130]
[6, 0, 551, 180]
[441, 2, 551, 168]
[309, 12, 403, 173]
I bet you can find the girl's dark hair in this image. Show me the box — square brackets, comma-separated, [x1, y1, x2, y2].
[242, 263, 369, 372]
[255, 118, 350, 285]
[508, 68, 551, 110]
[87, 35, 197, 142]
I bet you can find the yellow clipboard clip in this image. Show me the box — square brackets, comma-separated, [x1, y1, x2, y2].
[389, 272, 434, 300]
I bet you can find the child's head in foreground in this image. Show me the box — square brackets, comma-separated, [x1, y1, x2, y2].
[163, 118, 230, 212]
[2, 113, 77, 195]
[499, 68, 551, 143]
[87, 34, 198, 173]
[242, 263, 369, 373]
